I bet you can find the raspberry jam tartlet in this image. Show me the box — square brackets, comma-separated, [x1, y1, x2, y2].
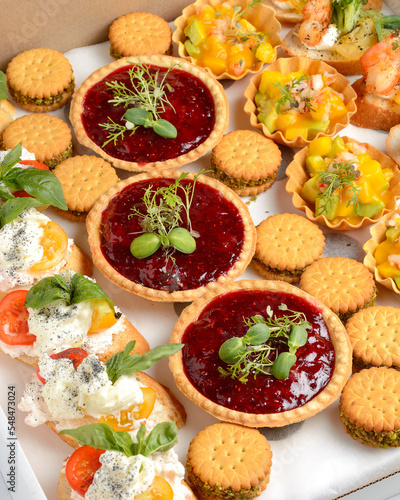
[70, 55, 229, 172]
[169, 280, 352, 427]
[86, 171, 256, 302]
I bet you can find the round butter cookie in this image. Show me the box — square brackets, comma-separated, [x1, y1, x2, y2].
[210, 130, 282, 196]
[54, 155, 119, 221]
[299, 257, 377, 323]
[253, 213, 325, 283]
[6, 48, 74, 112]
[346, 306, 400, 372]
[2, 114, 72, 169]
[109, 12, 172, 59]
[187, 422, 272, 500]
[340, 367, 400, 448]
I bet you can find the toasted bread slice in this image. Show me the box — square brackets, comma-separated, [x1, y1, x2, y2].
[281, 25, 362, 76]
[350, 78, 400, 132]
[0, 315, 150, 367]
[42, 371, 186, 448]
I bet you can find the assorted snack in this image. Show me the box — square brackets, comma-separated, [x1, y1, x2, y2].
[173, 0, 282, 79]
[3, 2, 400, 498]
[244, 56, 357, 147]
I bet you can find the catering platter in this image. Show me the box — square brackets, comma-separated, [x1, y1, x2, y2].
[1, 2, 400, 499]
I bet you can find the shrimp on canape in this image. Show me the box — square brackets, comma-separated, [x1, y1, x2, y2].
[298, 0, 332, 47]
[360, 31, 400, 99]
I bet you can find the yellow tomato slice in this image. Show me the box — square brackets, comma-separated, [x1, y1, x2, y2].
[97, 387, 157, 431]
[30, 221, 68, 272]
[87, 299, 117, 334]
[135, 476, 174, 500]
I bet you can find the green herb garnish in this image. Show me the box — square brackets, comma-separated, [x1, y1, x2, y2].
[0, 71, 7, 101]
[60, 421, 178, 457]
[128, 172, 201, 261]
[100, 61, 178, 146]
[105, 340, 184, 384]
[274, 74, 315, 114]
[315, 161, 361, 217]
[218, 303, 311, 382]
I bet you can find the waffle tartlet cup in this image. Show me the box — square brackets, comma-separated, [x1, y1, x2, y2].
[363, 209, 400, 296]
[243, 56, 357, 148]
[285, 136, 400, 231]
[172, 0, 281, 81]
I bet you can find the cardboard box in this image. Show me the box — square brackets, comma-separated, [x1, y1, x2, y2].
[0, 0, 190, 70]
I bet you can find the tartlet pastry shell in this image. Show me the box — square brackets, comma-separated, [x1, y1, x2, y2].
[86, 171, 256, 303]
[286, 136, 400, 230]
[173, 0, 282, 81]
[69, 55, 229, 173]
[244, 57, 357, 148]
[169, 279, 352, 427]
[363, 209, 400, 296]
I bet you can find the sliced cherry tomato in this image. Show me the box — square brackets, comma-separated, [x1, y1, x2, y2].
[0, 290, 34, 346]
[30, 221, 68, 272]
[36, 347, 89, 384]
[65, 446, 104, 496]
[87, 299, 117, 335]
[135, 476, 174, 500]
[12, 160, 50, 198]
[97, 387, 157, 431]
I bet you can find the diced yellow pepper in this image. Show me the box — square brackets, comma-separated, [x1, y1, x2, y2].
[382, 168, 394, 182]
[238, 19, 257, 33]
[308, 136, 332, 157]
[227, 43, 254, 76]
[275, 112, 299, 132]
[259, 71, 284, 96]
[355, 177, 380, 204]
[374, 239, 400, 265]
[357, 153, 371, 165]
[335, 192, 355, 218]
[358, 160, 389, 194]
[285, 125, 309, 141]
[255, 42, 276, 63]
[377, 261, 400, 278]
[197, 5, 215, 22]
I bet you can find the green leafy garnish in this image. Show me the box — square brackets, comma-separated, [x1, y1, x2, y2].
[24, 273, 114, 311]
[128, 172, 201, 261]
[0, 71, 7, 101]
[315, 161, 361, 217]
[100, 61, 178, 146]
[0, 198, 44, 229]
[60, 422, 178, 457]
[375, 16, 400, 41]
[274, 74, 315, 114]
[218, 304, 311, 382]
[105, 340, 184, 384]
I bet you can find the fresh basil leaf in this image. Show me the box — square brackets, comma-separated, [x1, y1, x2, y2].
[130, 424, 147, 456]
[70, 273, 114, 310]
[375, 15, 400, 41]
[3, 167, 68, 210]
[0, 197, 43, 228]
[125, 108, 152, 127]
[106, 342, 184, 384]
[0, 184, 14, 201]
[143, 422, 178, 457]
[105, 340, 137, 384]
[0, 71, 7, 101]
[24, 275, 71, 309]
[0, 143, 22, 178]
[60, 423, 134, 456]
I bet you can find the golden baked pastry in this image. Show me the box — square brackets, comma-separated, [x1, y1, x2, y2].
[70, 55, 229, 172]
[253, 213, 325, 283]
[210, 130, 282, 196]
[86, 171, 256, 302]
[169, 279, 352, 427]
[6, 48, 74, 112]
[187, 422, 272, 500]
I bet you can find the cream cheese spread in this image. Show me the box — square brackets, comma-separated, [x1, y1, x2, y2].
[300, 24, 340, 51]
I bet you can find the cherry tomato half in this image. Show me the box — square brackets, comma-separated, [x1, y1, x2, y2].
[12, 160, 50, 198]
[0, 290, 34, 346]
[30, 221, 68, 272]
[36, 347, 89, 384]
[65, 446, 104, 496]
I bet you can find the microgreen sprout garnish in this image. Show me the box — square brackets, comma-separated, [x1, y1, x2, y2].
[128, 172, 202, 262]
[100, 61, 178, 147]
[274, 74, 315, 114]
[315, 161, 361, 217]
[218, 303, 312, 382]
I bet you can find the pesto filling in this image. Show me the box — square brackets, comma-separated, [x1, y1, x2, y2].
[340, 411, 400, 448]
[338, 288, 377, 324]
[253, 256, 303, 278]
[8, 78, 75, 107]
[352, 356, 400, 373]
[44, 141, 73, 170]
[210, 159, 276, 190]
[187, 462, 269, 500]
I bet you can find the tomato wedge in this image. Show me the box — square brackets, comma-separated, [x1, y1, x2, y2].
[12, 160, 50, 198]
[136, 476, 174, 500]
[65, 446, 104, 496]
[30, 221, 68, 272]
[0, 290, 34, 346]
[36, 347, 89, 384]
